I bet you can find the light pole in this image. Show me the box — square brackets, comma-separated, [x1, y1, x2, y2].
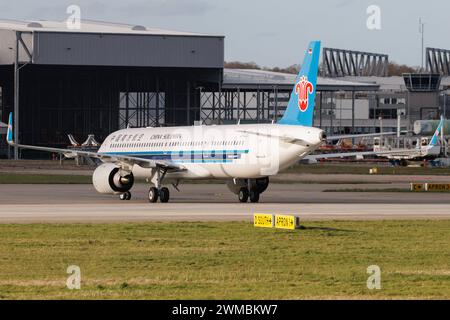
[379, 116, 383, 134]
[397, 112, 401, 148]
[14, 32, 20, 160]
[196, 86, 204, 124]
[440, 89, 448, 157]
[443, 89, 447, 120]
[419, 18, 425, 72]
[379, 116, 383, 147]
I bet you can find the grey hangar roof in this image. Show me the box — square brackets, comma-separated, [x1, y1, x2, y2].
[222, 68, 380, 91]
[0, 19, 224, 68]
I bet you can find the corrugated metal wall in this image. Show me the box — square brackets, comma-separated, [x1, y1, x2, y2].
[33, 32, 224, 68]
[0, 28, 224, 156]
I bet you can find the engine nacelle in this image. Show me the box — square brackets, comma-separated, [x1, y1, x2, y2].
[92, 163, 134, 194]
[226, 177, 269, 194]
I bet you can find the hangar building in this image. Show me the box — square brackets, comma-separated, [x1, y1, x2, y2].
[0, 19, 224, 158]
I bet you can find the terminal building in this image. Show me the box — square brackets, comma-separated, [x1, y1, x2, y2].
[0, 19, 449, 158]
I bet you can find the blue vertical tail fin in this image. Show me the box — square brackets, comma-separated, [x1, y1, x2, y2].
[277, 41, 321, 126]
[6, 112, 13, 144]
[428, 116, 444, 148]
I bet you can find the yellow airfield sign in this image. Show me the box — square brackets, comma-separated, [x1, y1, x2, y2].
[425, 183, 450, 192]
[410, 183, 450, 192]
[254, 213, 300, 230]
[410, 183, 425, 192]
[275, 215, 300, 230]
[253, 214, 274, 228]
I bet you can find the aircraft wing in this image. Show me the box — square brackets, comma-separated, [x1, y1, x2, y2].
[304, 151, 378, 161]
[238, 130, 399, 146]
[305, 148, 415, 161]
[5, 114, 184, 171]
[240, 129, 398, 144]
[326, 132, 397, 141]
[237, 130, 311, 146]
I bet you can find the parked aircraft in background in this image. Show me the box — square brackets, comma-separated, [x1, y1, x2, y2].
[373, 117, 445, 166]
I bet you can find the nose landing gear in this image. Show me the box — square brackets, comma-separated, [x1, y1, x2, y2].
[119, 191, 131, 201]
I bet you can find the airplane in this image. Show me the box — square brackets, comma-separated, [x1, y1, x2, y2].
[6, 40, 401, 203]
[372, 116, 445, 166]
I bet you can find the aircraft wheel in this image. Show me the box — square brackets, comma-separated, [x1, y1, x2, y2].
[148, 187, 159, 203]
[249, 189, 260, 203]
[238, 187, 249, 203]
[120, 191, 131, 201]
[159, 187, 170, 203]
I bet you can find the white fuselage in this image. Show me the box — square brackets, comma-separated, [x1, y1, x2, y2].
[98, 123, 324, 180]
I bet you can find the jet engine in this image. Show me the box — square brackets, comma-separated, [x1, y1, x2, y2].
[92, 163, 134, 194]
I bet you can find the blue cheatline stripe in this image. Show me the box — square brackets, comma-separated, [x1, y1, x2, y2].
[100, 149, 249, 156]
[172, 160, 233, 164]
[98, 149, 249, 164]
[123, 155, 235, 163]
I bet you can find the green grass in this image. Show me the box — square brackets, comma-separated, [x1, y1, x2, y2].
[0, 173, 92, 184]
[0, 221, 449, 299]
[286, 164, 450, 175]
[323, 188, 450, 193]
[323, 188, 411, 193]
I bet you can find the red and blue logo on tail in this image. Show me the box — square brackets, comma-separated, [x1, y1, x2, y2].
[278, 41, 321, 126]
[295, 76, 314, 112]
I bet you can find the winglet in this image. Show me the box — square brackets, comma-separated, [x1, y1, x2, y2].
[428, 116, 444, 148]
[6, 112, 13, 145]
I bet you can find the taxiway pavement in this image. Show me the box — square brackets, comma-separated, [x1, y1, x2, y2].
[0, 183, 449, 223]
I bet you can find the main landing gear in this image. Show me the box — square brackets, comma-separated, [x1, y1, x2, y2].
[228, 177, 268, 203]
[119, 187, 170, 203]
[147, 166, 171, 203]
[390, 159, 408, 167]
[118, 165, 172, 203]
[148, 186, 170, 203]
[238, 187, 260, 203]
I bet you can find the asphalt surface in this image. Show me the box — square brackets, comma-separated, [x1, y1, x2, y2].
[1, 183, 450, 222]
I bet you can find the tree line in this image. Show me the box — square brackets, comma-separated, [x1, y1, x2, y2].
[224, 61, 418, 76]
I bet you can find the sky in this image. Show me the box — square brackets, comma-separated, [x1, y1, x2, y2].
[1, 0, 449, 68]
